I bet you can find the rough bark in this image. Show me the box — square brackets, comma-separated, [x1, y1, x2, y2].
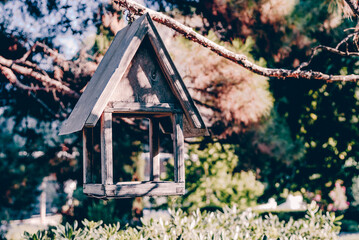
[113, 0, 359, 82]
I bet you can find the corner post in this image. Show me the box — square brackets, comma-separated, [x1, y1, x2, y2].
[83, 128, 93, 184]
[101, 112, 113, 185]
[149, 118, 160, 181]
[172, 114, 184, 183]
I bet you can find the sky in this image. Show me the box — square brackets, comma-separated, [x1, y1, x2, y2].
[0, 0, 148, 59]
[0, 0, 106, 59]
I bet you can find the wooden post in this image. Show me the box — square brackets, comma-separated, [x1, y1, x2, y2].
[40, 181, 46, 224]
[101, 112, 113, 185]
[172, 114, 184, 183]
[83, 128, 93, 184]
[149, 118, 160, 181]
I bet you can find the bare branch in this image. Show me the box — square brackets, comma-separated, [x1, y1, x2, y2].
[0, 64, 46, 91]
[113, 0, 359, 82]
[35, 42, 70, 71]
[0, 55, 79, 98]
[317, 44, 359, 56]
[19, 42, 38, 62]
[19, 41, 71, 72]
[336, 32, 357, 49]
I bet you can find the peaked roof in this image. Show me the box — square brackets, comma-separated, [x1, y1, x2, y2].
[59, 13, 207, 137]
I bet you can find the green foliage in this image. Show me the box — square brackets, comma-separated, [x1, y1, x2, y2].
[0, 107, 59, 220]
[23, 202, 342, 240]
[166, 143, 264, 211]
[23, 230, 47, 240]
[267, 0, 359, 203]
[233, 110, 306, 199]
[351, 176, 359, 207]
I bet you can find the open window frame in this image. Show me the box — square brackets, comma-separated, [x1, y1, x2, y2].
[82, 102, 185, 199]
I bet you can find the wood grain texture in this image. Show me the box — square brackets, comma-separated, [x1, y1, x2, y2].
[101, 112, 113, 185]
[109, 36, 179, 104]
[83, 181, 185, 198]
[172, 114, 185, 183]
[149, 118, 160, 181]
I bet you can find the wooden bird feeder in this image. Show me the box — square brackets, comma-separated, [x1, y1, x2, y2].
[59, 14, 207, 198]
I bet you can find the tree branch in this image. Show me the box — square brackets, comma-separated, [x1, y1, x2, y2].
[0, 55, 79, 98]
[113, 0, 359, 82]
[35, 42, 70, 71]
[344, 0, 359, 18]
[317, 45, 359, 56]
[0, 64, 46, 91]
[336, 32, 358, 50]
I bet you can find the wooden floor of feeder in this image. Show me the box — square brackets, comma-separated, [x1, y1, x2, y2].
[83, 181, 185, 198]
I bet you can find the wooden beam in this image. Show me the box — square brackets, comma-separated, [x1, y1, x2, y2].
[101, 112, 113, 185]
[83, 128, 93, 184]
[146, 22, 205, 130]
[84, 14, 149, 129]
[105, 102, 183, 113]
[149, 118, 160, 181]
[172, 114, 185, 183]
[83, 181, 185, 198]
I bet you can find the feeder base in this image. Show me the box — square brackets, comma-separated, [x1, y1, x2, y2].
[83, 181, 185, 198]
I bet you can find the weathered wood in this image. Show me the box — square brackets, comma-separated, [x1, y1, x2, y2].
[146, 16, 206, 132]
[101, 112, 113, 185]
[83, 184, 105, 196]
[172, 114, 185, 183]
[59, 14, 148, 135]
[109, 36, 179, 104]
[40, 185, 46, 224]
[86, 20, 150, 127]
[59, 14, 207, 137]
[105, 102, 182, 113]
[183, 116, 208, 138]
[112, 113, 171, 118]
[59, 13, 208, 198]
[83, 128, 93, 184]
[83, 181, 185, 198]
[149, 118, 160, 181]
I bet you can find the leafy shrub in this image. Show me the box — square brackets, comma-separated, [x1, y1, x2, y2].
[166, 142, 264, 211]
[23, 202, 341, 240]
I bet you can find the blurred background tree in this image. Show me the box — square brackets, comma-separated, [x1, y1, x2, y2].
[150, 0, 359, 207]
[1, 0, 359, 232]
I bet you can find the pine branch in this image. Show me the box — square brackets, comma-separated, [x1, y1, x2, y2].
[113, 0, 359, 82]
